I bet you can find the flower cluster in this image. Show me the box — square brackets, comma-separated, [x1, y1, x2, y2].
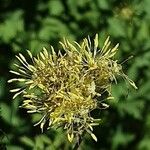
[8, 34, 137, 142]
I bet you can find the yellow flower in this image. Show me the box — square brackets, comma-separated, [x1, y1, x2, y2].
[8, 34, 137, 142]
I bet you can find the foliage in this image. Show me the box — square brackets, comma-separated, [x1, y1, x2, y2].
[0, 0, 150, 149]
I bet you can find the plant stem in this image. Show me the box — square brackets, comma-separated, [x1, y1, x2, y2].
[73, 136, 83, 150]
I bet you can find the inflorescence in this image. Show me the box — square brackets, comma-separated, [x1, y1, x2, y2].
[8, 34, 137, 142]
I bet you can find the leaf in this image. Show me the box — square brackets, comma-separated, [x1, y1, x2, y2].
[111, 126, 135, 150]
[138, 137, 150, 150]
[0, 10, 24, 43]
[35, 135, 44, 149]
[48, 1, 64, 15]
[97, 0, 109, 9]
[6, 145, 23, 150]
[116, 100, 145, 120]
[108, 18, 126, 37]
[1, 103, 12, 124]
[0, 77, 5, 98]
[40, 135, 52, 144]
[20, 136, 34, 147]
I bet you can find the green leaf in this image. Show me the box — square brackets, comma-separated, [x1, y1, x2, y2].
[0, 10, 24, 43]
[116, 100, 144, 119]
[6, 145, 23, 150]
[97, 0, 109, 9]
[1, 103, 12, 124]
[38, 18, 71, 41]
[35, 135, 44, 149]
[138, 137, 150, 150]
[48, 1, 64, 15]
[108, 18, 126, 37]
[0, 77, 5, 98]
[111, 126, 135, 150]
[20, 136, 34, 147]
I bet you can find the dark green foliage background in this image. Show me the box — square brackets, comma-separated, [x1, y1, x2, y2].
[0, 0, 150, 149]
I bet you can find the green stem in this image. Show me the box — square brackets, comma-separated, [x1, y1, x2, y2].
[73, 136, 83, 150]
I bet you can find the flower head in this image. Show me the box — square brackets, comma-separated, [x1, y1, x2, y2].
[8, 34, 137, 142]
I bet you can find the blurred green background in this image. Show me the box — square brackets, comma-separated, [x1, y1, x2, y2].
[0, 0, 150, 149]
